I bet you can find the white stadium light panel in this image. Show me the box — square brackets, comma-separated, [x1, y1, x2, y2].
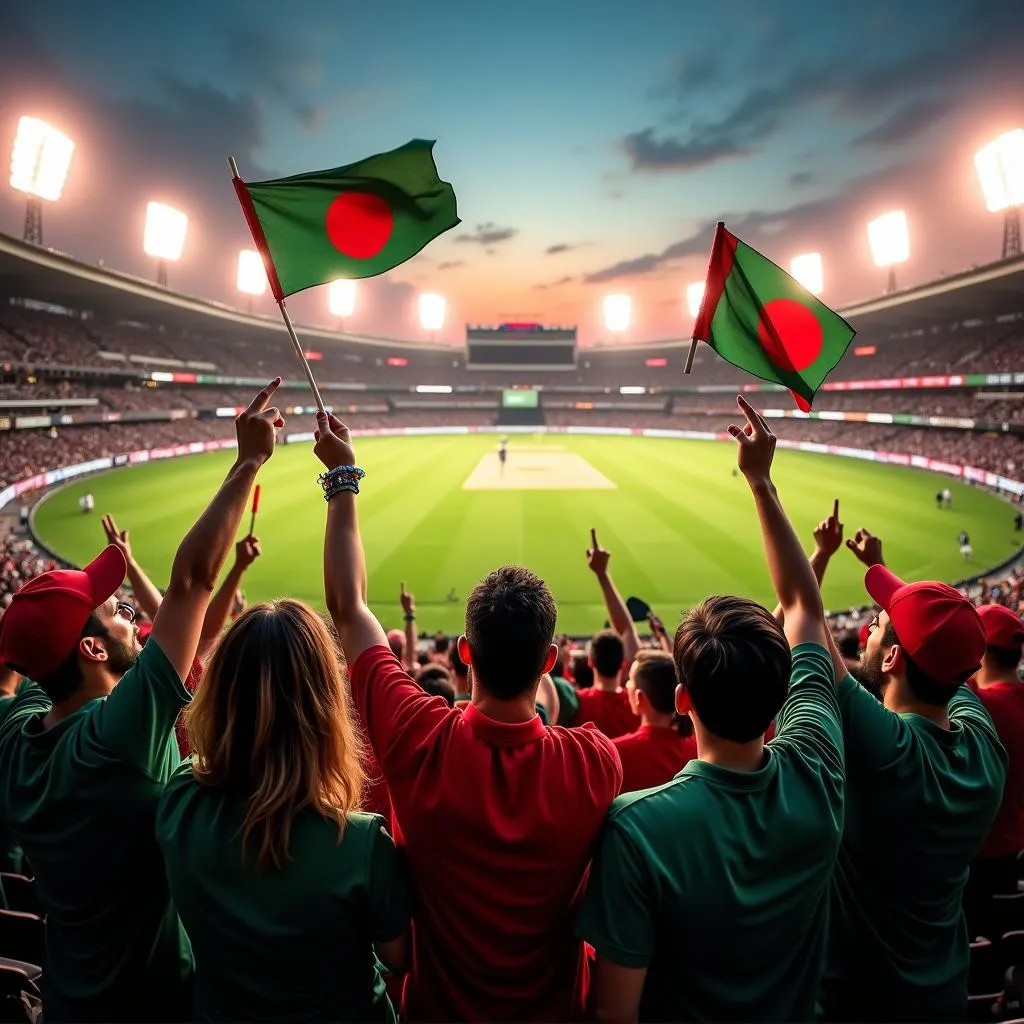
[143, 202, 188, 261]
[974, 129, 1024, 212]
[415, 385, 453, 394]
[10, 116, 75, 201]
[686, 281, 706, 319]
[419, 293, 446, 331]
[790, 252, 824, 295]
[603, 294, 631, 333]
[237, 249, 268, 296]
[328, 279, 357, 318]
[867, 210, 909, 268]
[619, 386, 646, 395]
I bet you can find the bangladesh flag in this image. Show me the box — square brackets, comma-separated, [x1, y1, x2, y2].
[692, 222, 855, 411]
[232, 139, 459, 299]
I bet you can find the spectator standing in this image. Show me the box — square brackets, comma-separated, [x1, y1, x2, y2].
[157, 599, 411, 1022]
[578, 398, 845, 1022]
[0, 379, 283, 1021]
[819, 531, 1007, 1021]
[315, 410, 621, 1022]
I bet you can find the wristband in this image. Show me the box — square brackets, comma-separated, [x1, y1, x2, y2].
[404, 612, 416, 622]
[324, 480, 359, 501]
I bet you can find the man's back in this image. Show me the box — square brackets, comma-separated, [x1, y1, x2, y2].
[821, 677, 1006, 1020]
[0, 641, 193, 1021]
[575, 686, 640, 738]
[350, 646, 621, 1021]
[579, 643, 844, 1021]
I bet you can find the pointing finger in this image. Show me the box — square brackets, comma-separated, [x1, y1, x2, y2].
[246, 377, 282, 415]
[832, 499, 840, 522]
[590, 527, 598, 550]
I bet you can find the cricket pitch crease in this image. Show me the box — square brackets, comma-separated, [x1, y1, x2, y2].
[462, 450, 617, 491]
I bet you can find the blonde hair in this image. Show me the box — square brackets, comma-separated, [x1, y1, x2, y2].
[185, 599, 365, 869]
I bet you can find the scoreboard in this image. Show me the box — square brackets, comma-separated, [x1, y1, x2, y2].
[466, 323, 577, 370]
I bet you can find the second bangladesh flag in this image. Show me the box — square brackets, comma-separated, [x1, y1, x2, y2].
[233, 139, 460, 299]
[692, 223, 855, 410]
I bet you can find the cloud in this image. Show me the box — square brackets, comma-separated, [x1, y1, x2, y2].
[437, 260, 465, 270]
[455, 222, 518, 246]
[621, 129, 748, 172]
[789, 171, 814, 187]
[533, 275, 575, 291]
[850, 97, 952, 148]
[545, 243, 581, 255]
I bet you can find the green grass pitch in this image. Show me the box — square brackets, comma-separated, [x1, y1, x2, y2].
[33, 435, 1020, 636]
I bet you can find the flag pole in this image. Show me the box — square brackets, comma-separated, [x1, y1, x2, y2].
[684, 337, 698, 374]
[227, 156, 327, 416]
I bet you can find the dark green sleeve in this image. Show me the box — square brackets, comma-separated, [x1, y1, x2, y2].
[365, 817, 413, 943]
[553, 676, 580, 727]
[577, 817, 656, 968]
[773, 643, 843, 777]
[89, 640, 191, 773]
[837, 672, 907, 771]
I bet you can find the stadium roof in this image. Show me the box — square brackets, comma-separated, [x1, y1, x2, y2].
[1, 230, 1022, 350]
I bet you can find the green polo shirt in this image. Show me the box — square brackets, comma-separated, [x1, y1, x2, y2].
[578, 642, 844, 1021]
[157, 765, 413, 1023]
[819, 675, 1006, 1021]
[0, 640, 193, 1022]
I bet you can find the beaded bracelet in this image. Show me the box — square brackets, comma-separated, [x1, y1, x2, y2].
[317, 465, 365, 489]
[324, 480, 360, 501]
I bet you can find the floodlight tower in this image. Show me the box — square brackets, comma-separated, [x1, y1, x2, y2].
[974, 129, 1024, 259]
[790, 252, 824, 295]
[237, 249, 268, 313]
[603, 294, 632, 336]
[9, 116, 75, 245]
[686, 281, 705, 319]
[419, 292, 446, 342]
[867, 210, 909, 293]
[143, 202, 188, 286]
[328, 279, 357, 330]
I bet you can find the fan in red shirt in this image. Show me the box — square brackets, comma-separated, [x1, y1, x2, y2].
[575, 630, 641, 738]
[314, 411, 622, 1022]
[614, 649, 697, 793]
[966, 602, 1024, 935]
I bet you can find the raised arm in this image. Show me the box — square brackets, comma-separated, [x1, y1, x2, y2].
[150, 379, 281, 680]
[198, 535, 261, 653]
[400, 583, 418, 673]
[587, 529, 641, 665]
[648, 612, 672, 654]
[316, 412, 388, 663]
[730, 396, 828, 652]
[772, 500, 844, 621]
[102, 515, 162, 622]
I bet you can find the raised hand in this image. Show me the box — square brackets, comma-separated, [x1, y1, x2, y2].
[400, 582, 415, 615]
[586, 528, 611, 578]
[728, 395, 777, 484]
[236, 378, 283, 467]
[101, 514, 132, 561]
[813, 499, 844, 557]
[314, 411, 356, 471]
[846, 527, 885, 568]
[235, 535, 261, 569]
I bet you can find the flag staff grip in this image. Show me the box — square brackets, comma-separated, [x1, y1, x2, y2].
[227, 155, 327, 416]
[684, 337, 698, 374]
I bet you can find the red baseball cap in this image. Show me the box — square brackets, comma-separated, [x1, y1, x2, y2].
[977, 604, 1024, 649]
[0, 546, 127, 681]
[865, 564, 985, 687]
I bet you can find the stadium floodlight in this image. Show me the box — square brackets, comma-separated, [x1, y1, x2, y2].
[685, 281, 705, 319]
[603, 294, 631, 333]
[974, 129, 1024, 258]
[143, 202, 188, 286]
[790, 252, 824, 295]
[328, 279, 357, 319]
[10, 116, 75, 245]
[867, 210, 909, 293]
[419, 293, 446, 333]
[237, 249, 268, 302]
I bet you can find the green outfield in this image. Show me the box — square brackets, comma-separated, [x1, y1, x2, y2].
[32, 435, 1021, 636]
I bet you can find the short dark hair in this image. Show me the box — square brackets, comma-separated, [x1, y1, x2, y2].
[674, 596, 790, 743]
[416, 665, 455, 707]
[881, 621, 968, 706]
[572, 655, 594, 690]
[589, 630, 625, 679]
[465, 566, 557, 700]
[633, 649, 691, 737]
[433, 632, 450, 655]
[988, 645, 1023, 671]
[37, 613, 107, 702]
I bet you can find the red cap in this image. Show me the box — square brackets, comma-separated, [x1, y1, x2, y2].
[0, 546, 127, 681]
[977, 604, 1024, 650]
[865, 564, 985, 687]
[858, 622, 871, 650]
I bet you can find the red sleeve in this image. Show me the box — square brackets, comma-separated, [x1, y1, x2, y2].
[350, 645, 458, 781]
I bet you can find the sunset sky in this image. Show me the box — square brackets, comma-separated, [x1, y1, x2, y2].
[1, 0, 1022, 344]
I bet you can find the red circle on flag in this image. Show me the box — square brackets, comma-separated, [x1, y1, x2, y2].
[757, 299, 823, 371]
[325, 193, 393, 259]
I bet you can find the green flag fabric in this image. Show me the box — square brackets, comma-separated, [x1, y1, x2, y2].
[692, 223, 855, 411]
[234, 139, 459, 299]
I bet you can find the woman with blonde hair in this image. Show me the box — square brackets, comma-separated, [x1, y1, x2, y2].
[157, 599, 410, 1023]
